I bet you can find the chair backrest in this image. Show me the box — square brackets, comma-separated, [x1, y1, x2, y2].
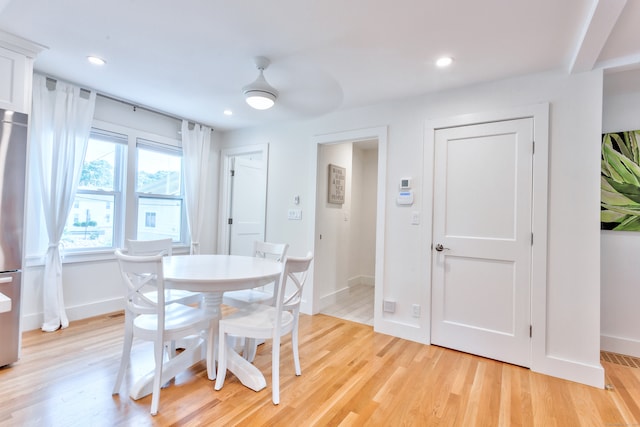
[127, 238, 173, 257]
[114, 249, 165, 317]
[275, 252, 313, 314]
[253, 241, 288, 262]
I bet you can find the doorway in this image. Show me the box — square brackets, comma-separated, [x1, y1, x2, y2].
[423, 104, 549, 370]
[218, 144, 268, 255]
[430, 118, 534, 367]
[318, 140, 378, 325]
[309, 126, 387, 328]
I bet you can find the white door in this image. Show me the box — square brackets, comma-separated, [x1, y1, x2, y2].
[228, 156, 266, 255]
[431, 118, 533, 367]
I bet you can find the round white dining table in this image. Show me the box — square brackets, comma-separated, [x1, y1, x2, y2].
[128, 254, 282, 400]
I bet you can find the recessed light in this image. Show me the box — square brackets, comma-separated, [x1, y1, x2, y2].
[87, 56, 106, 66]
[223, 110, 233, 116]
[436, 56, 453, 68]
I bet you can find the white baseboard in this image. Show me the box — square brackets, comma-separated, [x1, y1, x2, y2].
[318, 286, 350, 311]
[347, 275, 375, 287]
[21, 297, 123, 332]
[318, 276, 374, 312]
[533, 354, 605, 389]
[601, 334, 640, 358]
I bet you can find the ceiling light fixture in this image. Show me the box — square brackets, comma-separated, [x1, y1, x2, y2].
[223, 109, 233, 116]
[87, 55, 106, 66]
[243, 56, 278, 110]
[436, 56, 454, 68]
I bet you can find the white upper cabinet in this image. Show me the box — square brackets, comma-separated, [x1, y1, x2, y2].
[0, 31, 45, 114]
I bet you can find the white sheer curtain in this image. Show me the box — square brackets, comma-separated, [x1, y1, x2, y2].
[31, 74, 96, 332]
[181, 120, 212, 254]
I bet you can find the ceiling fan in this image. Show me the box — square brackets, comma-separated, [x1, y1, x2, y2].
[242, 56, 278, 110]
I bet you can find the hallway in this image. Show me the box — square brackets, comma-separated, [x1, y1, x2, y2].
[320, 283, 373, 326]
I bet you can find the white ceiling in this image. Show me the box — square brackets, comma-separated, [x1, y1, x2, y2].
[0, 0, 638, 131]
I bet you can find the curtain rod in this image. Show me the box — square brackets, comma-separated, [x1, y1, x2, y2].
[39, 73, 214, 131]
[96, 92, 215, 131]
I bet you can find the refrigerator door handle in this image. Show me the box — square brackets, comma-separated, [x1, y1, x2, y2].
[0, 277, 12, 284]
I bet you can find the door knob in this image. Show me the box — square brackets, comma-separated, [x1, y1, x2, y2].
[434, 243, 450, 252]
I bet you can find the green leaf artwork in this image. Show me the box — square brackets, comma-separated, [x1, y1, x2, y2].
[601, 130, 640, 231]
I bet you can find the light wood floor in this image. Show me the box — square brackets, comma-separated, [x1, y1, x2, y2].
[321, 283, 374, 326]
[1, 311, 640, 427]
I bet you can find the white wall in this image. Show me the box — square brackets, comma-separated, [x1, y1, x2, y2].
[315, 143, 352, 308]
[348, 145, 377, 286]
[220, 68, 604, 387]
[601, 69, 640, 356]
[21, 95, 222, 331]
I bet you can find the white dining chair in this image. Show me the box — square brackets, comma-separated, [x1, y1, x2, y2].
[222, 241, 288, 308]
[127, 238, 203, 357]
[112, 249, 209, 416]
[215, 252, 313, 405]
[126, 238, 202, 307]
[127, 238, 202, 305]
[222, 241, 288, 361]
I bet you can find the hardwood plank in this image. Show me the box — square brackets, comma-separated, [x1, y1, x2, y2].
[1, 311, 640, 426]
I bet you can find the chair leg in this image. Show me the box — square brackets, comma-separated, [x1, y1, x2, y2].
[214, 329, 227, 390]
[292, 318, 301, 376]
[272, 334, 280, 405]
[150, 338, 165, 416]
[113, 319, 134, 395]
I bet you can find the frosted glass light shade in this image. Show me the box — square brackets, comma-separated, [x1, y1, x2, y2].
[242, 68, 278, 110]
[245, 91, 276, 110]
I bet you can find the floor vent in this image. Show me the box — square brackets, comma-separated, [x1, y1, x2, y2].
[601, 351, 640, 368]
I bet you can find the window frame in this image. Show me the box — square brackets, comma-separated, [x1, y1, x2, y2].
[134, 138, 188, 244]
[25, 119, 189, 265]
[61, 128, 126, 254]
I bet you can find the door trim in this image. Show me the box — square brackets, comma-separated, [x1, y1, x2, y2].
[306, 127, 387, 329]
[423, 103, 549, 371]
[217, 143, 269, 254]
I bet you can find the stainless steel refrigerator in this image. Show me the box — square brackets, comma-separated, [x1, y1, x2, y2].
[0, 108, 27, 367]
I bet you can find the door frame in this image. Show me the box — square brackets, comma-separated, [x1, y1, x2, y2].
[306, 127, 387, 325]
[217, 143, 269, 254]
[423, 103, 549, 370]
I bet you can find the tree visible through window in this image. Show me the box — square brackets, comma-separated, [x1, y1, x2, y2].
[62, 131, 123, 250]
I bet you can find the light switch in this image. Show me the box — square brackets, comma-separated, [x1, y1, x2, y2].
[288, 209, 302, 220]
[411, 211, 420, 225]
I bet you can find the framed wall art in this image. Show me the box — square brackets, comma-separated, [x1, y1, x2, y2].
[601, 129, 640, 231]
[328, 164, 345, 204]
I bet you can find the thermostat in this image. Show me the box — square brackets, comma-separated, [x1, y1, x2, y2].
[400, 177, 412, 189]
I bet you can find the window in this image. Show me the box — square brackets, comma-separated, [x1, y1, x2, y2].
[135, 140, 184, 242]
[55, 126, 185, 254]
[61, 130, 125, 250]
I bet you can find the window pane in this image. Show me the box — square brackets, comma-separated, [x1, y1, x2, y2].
[62, 194, 115, 250]
[136, 147, 182, 195]
[137, 197, 182, 241]
[79, 137, 117, 191]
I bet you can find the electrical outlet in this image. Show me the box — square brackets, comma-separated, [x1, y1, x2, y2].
[412, 304, 421, 318]
[383, 300, 396, 313]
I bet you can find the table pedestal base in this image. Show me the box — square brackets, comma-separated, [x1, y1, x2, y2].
[130, 337, 205, 400]
[130, 291, 267, 400]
